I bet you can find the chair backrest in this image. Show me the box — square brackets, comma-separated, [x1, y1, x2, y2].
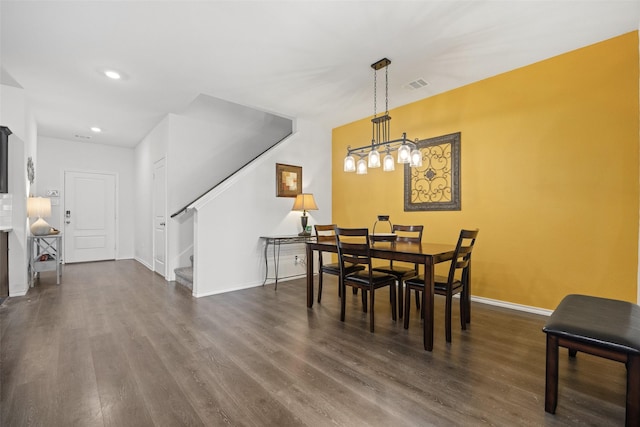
[314, 224, 337, 243]
[389, 224, 423, 269]
[392, 224, 423, 243]
[335, 227, 372, 275]
[445, 229, 479, 289]
[314, 224, 337, 268]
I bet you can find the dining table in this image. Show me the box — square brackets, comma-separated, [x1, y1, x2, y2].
[306, 239, 457, 351]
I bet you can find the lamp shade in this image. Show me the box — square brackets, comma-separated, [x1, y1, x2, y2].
[291, 193, 318, 212]
[27, 197, 51, 218]
[27, 197, 52, 236]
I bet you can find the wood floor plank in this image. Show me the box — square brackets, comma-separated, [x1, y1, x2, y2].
[0, 260, 627, 426]
[90, 332, 156, 427]
[56, 326, 104, 426]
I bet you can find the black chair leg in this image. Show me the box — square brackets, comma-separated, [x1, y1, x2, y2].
[460, 293, 466, 330]
[404, 285, 411, 329]
[390, 283, 397, 321]
[397, 280, 404, 319]
[445, 294, 452, 343]
[340, 280, 346, 322]
[318, 272, 323, 303]
[369, 288, 375, 332]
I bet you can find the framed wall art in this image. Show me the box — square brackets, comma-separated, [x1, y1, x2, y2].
[276, 163, 302, 197]
[404, 132, 461, 211]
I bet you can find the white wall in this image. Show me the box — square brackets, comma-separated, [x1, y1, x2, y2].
[134, 115, 169, 269]
[167, 96, 292, 215]
[1, 83, 37, 296]
[193, 118, 332, 297]
[37, 136, 135, 260]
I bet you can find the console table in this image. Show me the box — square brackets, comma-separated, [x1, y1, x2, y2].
[260, 235, 315, 290]
[28, 234, 62, 286]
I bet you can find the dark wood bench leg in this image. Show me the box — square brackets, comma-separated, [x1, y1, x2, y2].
[626, 353, 640, 427]
[545, 334, 559, 414]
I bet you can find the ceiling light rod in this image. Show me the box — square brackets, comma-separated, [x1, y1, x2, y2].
[343, 58, 422, 174]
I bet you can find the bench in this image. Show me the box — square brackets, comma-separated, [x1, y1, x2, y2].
[543, 294, 640, 426]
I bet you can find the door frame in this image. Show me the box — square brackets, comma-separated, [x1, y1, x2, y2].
[153, 158, 167, 277]
[62, 168, 119, 263]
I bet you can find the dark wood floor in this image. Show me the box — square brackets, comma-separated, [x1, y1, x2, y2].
[0, 260, 627, 426]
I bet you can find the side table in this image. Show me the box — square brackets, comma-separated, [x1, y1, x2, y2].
[260, 235, 315, 290]
[28, 234, 62, 286]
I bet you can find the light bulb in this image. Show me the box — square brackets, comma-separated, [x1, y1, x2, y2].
[410, 148, 423, 167]
[344, 155, 356, 172]
[356, 159, 368, 175]
[383, 153, 395, 171]
[368, 149, 381, 168]
[397, 144, 411, 163]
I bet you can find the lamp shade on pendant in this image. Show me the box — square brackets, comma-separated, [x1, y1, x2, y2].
[27, 196, 52, 235]
[344, 154, 356, 172]
[383, 153, 395, 171]
[292, 193, 318, 236]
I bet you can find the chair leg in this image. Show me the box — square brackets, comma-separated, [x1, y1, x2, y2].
[404, 285, 411, 329]
[390, 283, 397, 321]
[362, 289, 367, 313]
[369, 287, 375, 333]
[445, 293, 452, 343]
[545, 334, 559, 414]
[397, 280, 404, 319]
[340, 279, 346, 322]
[318, 271, 323, 303]
[415, 289, 421, 310]
[627, 353, 640, 426]
[459, 292, 466, 331]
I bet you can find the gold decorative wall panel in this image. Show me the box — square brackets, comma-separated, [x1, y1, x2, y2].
[404, 132, 461, 211]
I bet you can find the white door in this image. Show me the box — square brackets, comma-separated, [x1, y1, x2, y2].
[153, 158, 166, 276]
[64, 171, 116, 263]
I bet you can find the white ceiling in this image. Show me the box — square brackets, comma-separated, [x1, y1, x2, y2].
[1, 1, 638, 148]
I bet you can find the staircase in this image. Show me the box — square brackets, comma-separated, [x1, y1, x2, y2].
[174, 255, 193, 291]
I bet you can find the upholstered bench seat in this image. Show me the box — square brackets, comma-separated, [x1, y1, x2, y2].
[543, 294, 640, 426]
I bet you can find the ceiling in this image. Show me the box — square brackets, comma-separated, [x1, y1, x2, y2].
[1, 1, 639, 148]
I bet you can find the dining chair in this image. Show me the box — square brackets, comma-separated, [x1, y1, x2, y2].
[314, 224, 364, 303]
[372, 224, 424, 318]
[335, 227, 397, 332]
[403, 228, 479, 343]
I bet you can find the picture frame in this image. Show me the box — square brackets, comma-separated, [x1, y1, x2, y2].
[276, 163, 302, 197]
[404, 132, 461, 211]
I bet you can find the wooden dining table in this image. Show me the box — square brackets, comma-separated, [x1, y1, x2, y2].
[306, 239, 457, 351]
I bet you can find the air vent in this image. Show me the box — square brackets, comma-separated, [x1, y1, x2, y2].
[403, 78, 429, 91]
[74, 134, 91, 140]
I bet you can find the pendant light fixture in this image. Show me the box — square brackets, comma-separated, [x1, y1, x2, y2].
[343, 58, 422, 174]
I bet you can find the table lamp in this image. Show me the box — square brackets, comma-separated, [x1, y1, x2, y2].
[27, 196, 52, 235]
[291, 193, 318, 236]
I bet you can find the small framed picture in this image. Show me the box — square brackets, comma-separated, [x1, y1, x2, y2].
[276, 163, 302, 197]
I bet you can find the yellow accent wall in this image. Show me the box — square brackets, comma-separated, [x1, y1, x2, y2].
[332, 31, 639, 310]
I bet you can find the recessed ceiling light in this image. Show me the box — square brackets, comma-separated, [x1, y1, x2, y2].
[104, 70, 121, 80]
[90, 127, 102, 133]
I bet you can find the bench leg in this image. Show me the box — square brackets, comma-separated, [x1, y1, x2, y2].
[545, 334, 559, 414]
[626, 354, 640, 427]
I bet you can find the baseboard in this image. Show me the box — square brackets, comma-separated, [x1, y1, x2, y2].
[134, 257, 153, 270]
[193, 279, 267, 298]
[9, 285, 29, 297]
[470, 295, 553, 316]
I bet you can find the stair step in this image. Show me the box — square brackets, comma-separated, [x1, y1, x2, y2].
[174, 266, 193, 291]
